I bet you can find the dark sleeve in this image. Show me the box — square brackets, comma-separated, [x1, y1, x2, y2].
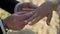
[0, 0, 19, 14]
[0, 27, 3, 34]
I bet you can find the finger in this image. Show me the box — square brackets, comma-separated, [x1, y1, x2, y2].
[46, 12, 52, 26]
[28, 16, 40, 25]
[28, 11, 49, 25]
[13, 11, 35, 21]
[25, 12, 39, 23]
[28, 15, 44, 25]
[14, 12, 28, 15]
[27, 3, 48, 24]
[28, 11, 52, 25]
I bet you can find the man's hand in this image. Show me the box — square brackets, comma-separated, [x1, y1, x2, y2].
[3, 11, 34, 30]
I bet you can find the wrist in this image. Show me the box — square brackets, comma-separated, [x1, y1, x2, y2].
[3, 14, 11, 24]
[46, 0, 60, 10]
[46, 0, 60, 4]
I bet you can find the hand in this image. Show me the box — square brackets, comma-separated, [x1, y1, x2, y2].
[14, 2, 53, 26]
[14, 2, 38, 25]
[14, 2, 38, 13]
[26, 2, 53, 26]
[3, 11, 34, 30]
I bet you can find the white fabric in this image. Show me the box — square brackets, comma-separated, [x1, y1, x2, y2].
[0, 20, 6, 34]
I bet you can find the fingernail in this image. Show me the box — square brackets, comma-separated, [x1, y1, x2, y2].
[28, 21, 32, 24]
[24, 20, 28, 23]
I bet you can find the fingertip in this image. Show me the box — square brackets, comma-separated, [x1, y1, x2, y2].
[28, 21, 32, 25]
[46, 22, 50, 26]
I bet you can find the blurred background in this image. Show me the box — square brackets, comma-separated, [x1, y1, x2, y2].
[0, 0, 60, 34]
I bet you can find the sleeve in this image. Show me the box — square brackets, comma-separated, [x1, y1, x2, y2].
[0, 0, 19, 14]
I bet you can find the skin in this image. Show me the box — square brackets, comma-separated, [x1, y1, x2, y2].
[3, 11, 34, 30]
[3, 2, 59, 30]
[26, 1, 59, 26]
[3, 3, 37, 30]
[14, 2, 59, 26]
[27, 2, 53, 25]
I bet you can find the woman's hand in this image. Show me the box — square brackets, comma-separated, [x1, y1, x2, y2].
[27, 2, 53, 26]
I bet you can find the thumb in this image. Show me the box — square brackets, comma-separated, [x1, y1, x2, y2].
[46, 12, 52, 26]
